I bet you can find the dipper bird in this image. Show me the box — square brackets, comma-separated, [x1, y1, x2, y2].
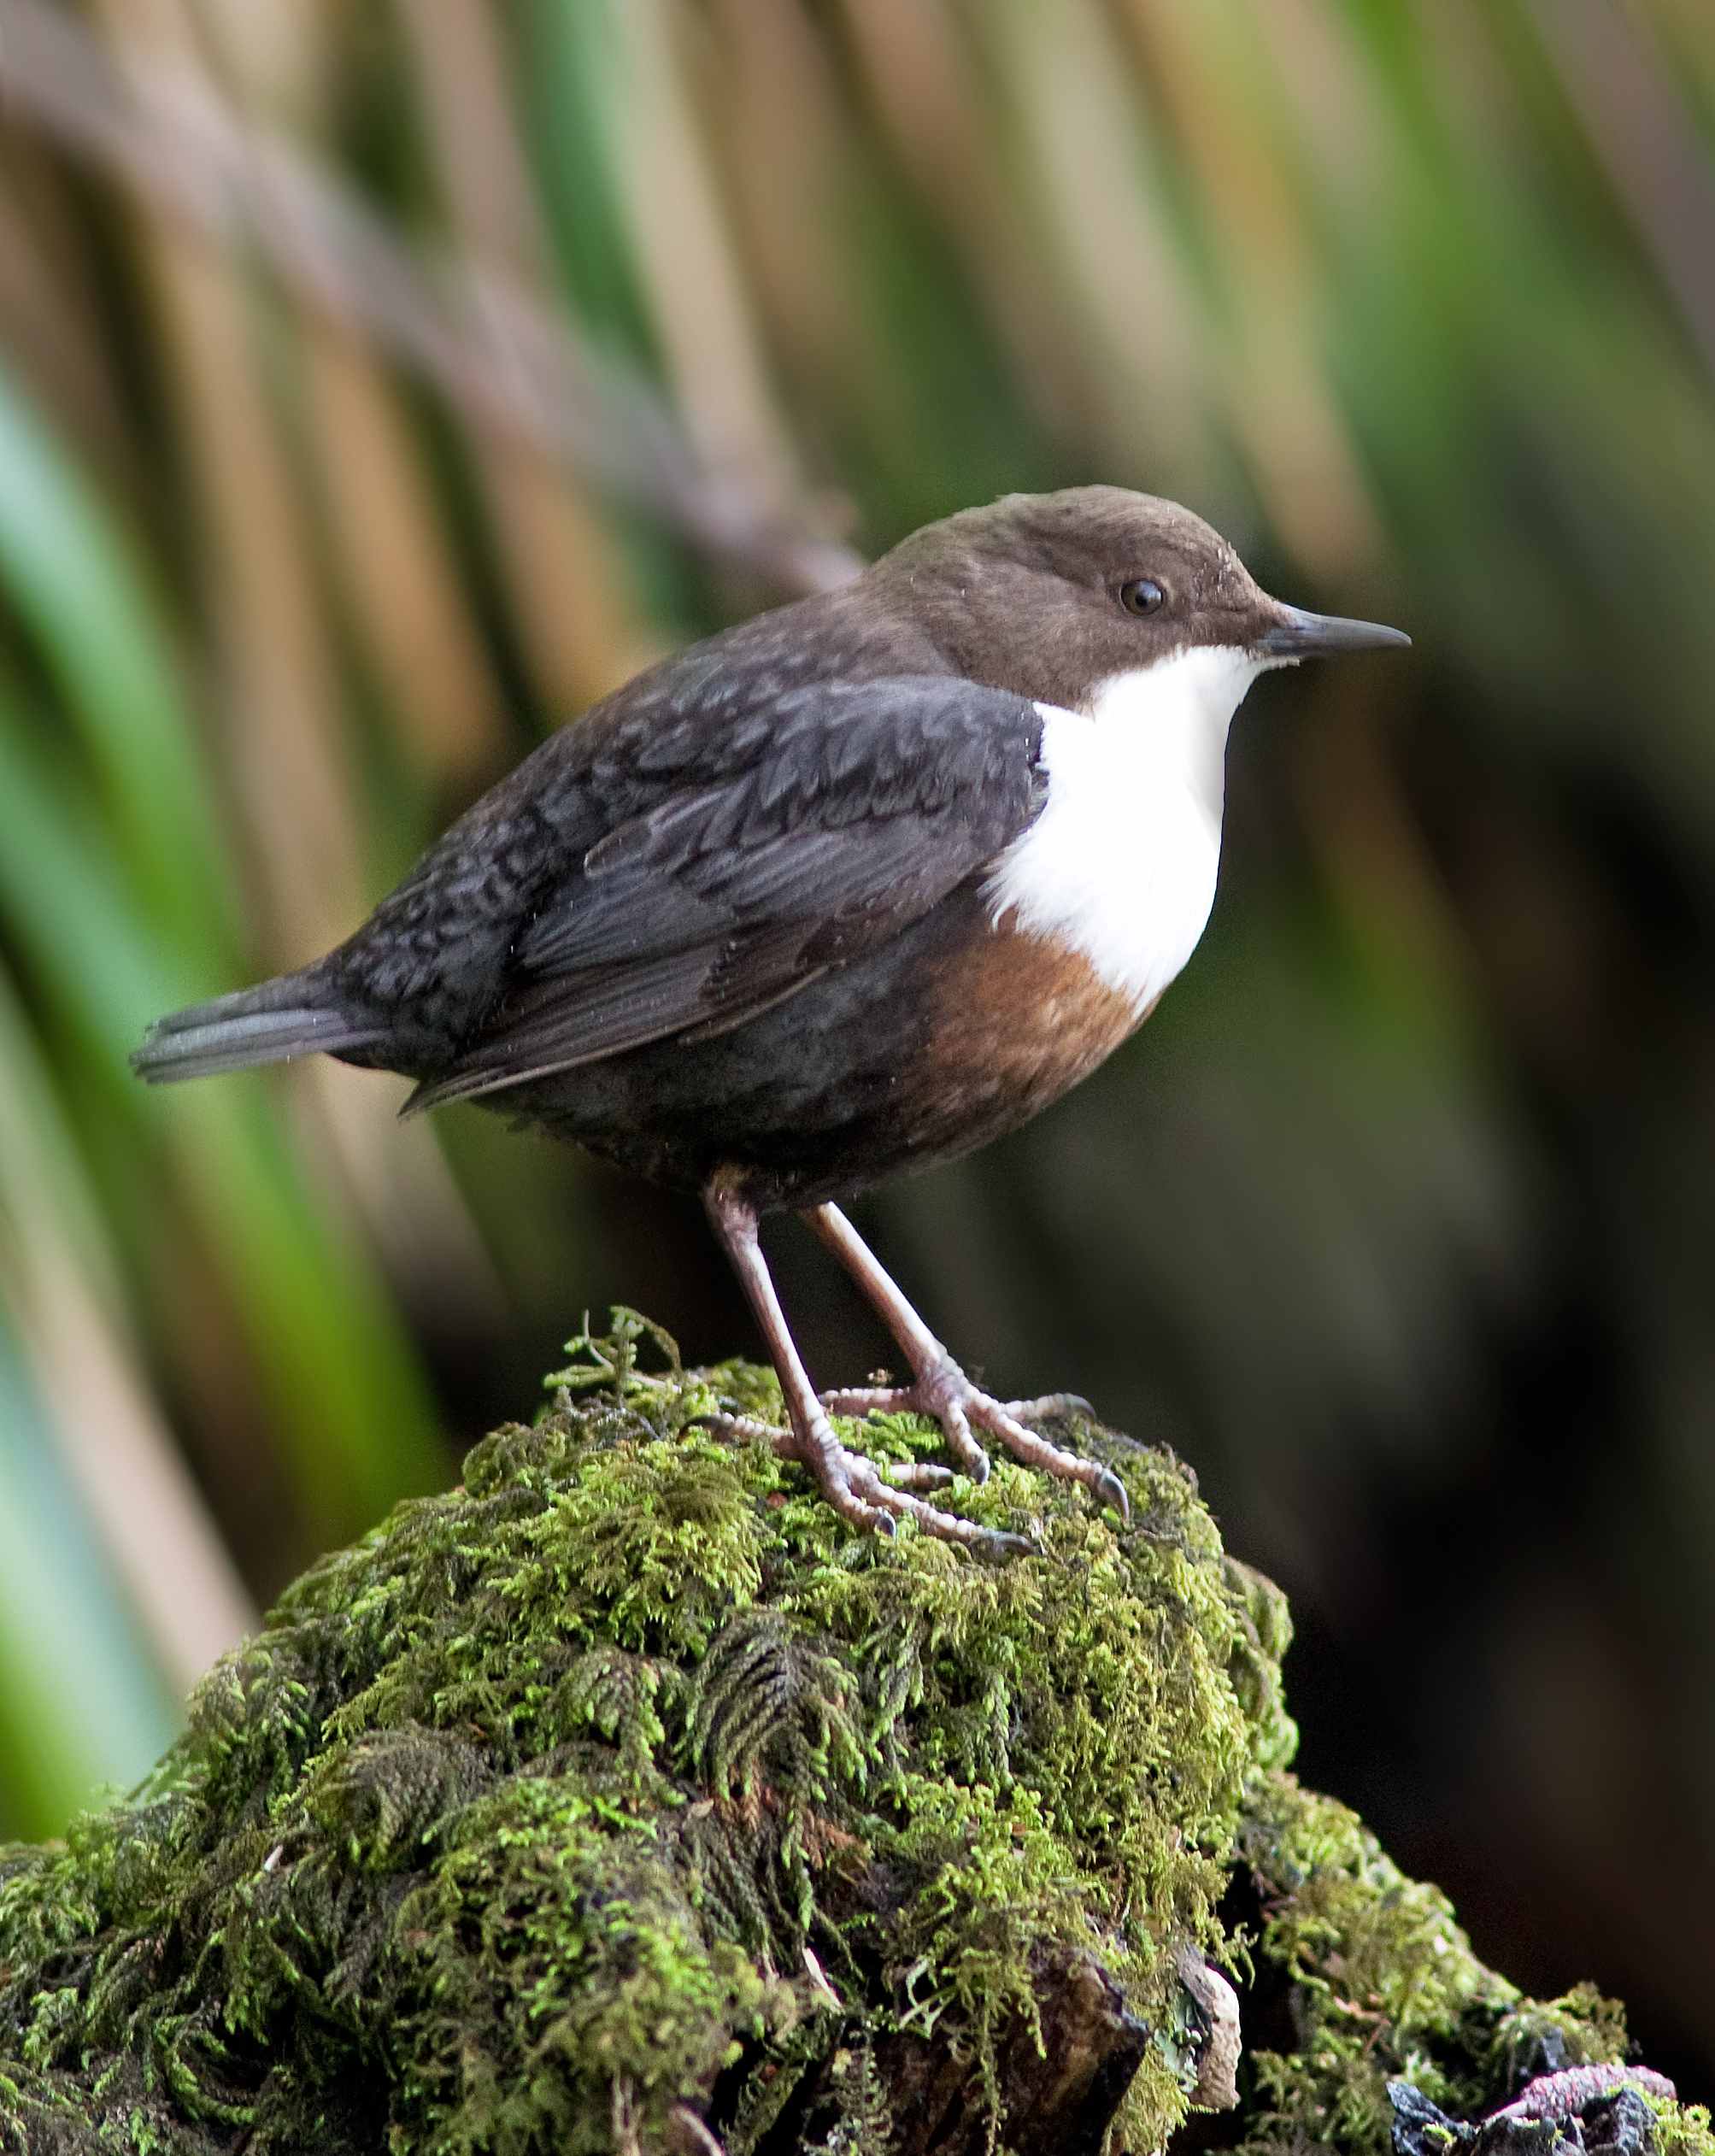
[134, 488, 1408, 1553]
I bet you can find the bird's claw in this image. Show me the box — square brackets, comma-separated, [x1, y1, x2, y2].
[696, 1404, 1028, 1554]
[819, 1365, 1129, 1524]
[1093, 1466, 1131, 1521]
[697, 1366, 1127, 1548]
[1005, 1389, 1095, 1423]
[817, 1382, 986, 1478]
[882, 1459, 959, 1492]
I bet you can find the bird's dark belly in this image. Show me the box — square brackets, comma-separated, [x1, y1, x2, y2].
[492, 890, 1145, 1211]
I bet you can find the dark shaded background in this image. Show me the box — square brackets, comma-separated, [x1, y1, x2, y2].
[0, 0, 1710, 2105]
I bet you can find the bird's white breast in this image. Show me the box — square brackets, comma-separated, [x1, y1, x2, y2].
[983, 644, 1266, 1013]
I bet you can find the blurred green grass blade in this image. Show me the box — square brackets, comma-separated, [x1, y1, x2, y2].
[0, 953, 121, 1303]
[0, 360, 237, 962]
[0, 1319, 175, 1839]
[0, 681, 445, 1537]
[508, 0, 713, 636]
[511, 0, 657, 358]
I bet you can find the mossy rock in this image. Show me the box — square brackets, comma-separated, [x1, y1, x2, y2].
[0, 1316, 1706, 2156]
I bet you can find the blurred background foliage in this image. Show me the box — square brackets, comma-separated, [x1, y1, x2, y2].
[0, 0, 1712, 2096]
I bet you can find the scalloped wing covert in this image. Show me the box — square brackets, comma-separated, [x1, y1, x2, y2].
[400, 676, 1046, 1112]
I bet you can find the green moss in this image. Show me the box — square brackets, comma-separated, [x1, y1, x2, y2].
[0, 1318, 1699, 2156]
[1653, 2096, 1715, 2156]
[0, 1322, 1263, 2154]
[1230, 1776, 1670, 2155]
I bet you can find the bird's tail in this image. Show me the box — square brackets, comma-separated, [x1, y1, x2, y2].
[131, 970, 383, 1084]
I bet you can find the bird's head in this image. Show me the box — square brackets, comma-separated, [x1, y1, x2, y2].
[875, 485, 1408, 721]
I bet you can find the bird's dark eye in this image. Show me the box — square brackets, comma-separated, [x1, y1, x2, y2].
[1119, 578, 1165, 616]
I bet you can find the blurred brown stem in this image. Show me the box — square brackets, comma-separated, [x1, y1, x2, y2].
[0, 0, 863, 596]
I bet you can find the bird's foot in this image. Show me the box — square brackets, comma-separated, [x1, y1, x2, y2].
[696, 1408, 1036, 1558]
[819, 1358, 1129, 1523]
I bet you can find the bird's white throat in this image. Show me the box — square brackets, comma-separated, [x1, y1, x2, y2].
[984, 643, 1266, 1013]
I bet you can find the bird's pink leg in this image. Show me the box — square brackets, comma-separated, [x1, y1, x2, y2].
[701, 1184, 1031, 1554]
[802, 1202, 1129, 1521]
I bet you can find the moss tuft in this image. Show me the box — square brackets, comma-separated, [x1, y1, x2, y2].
[0, 1318, 1700, 2156]
[1230, 1776, 1677, 2155]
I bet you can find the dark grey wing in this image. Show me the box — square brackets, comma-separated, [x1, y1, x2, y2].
[402, 675, 1045, 1111]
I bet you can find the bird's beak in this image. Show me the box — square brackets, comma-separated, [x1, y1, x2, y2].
[1255, 602, 1411, 661]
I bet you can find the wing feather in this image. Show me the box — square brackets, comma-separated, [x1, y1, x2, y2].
[406, 675, 1045, 1105]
